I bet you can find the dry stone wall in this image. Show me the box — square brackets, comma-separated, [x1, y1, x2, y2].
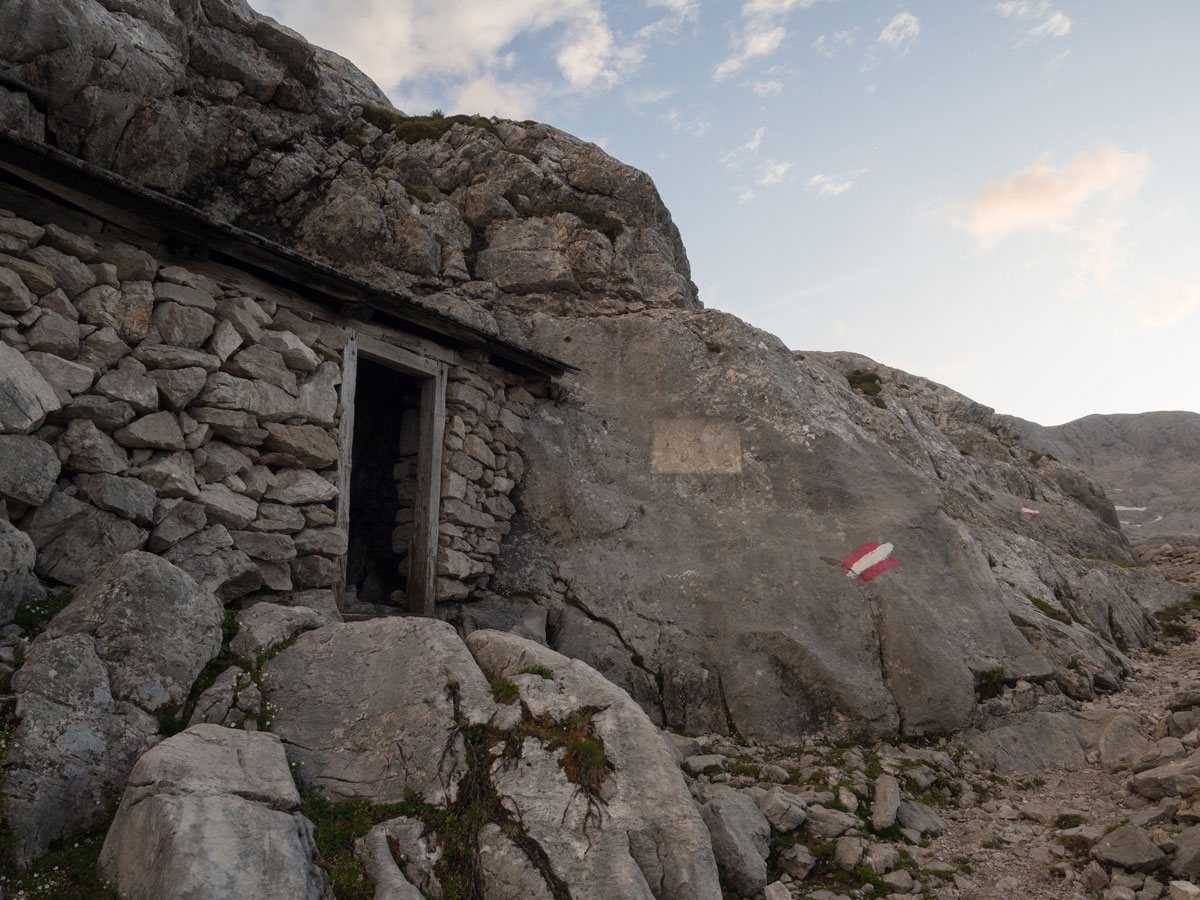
[0, 201, 536, 615]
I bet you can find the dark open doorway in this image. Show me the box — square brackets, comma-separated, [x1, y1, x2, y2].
[345, 357, 422, 608]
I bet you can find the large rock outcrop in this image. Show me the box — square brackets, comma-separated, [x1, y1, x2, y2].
[4, 551, 223, 866]
[492, 314, 1182, 740]
[99, 725, 330, 900]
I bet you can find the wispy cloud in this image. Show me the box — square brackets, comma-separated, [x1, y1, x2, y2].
[966, 145, 1150, 247]
[714, 0, 818, 82]
[758, 158, 794, 186]
[812, 27, 859, 58]
[259, 0, 695, 117]
[994, 1, 1072, 43]
[1143, 280, 1200, 327]
[752, 79, 784, 96]
[626, 86, 677, 107]
[722, 126, 768, 169]
[806, 170, 864, 198]
[861, 12, 919, 71]
[665, 106, 712, 138]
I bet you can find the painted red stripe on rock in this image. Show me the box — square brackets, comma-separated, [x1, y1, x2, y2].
[842, 542, 880, 570]
[857, 557, 901, 583]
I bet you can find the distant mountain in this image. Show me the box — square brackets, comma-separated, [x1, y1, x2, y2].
[1013, 412, 1200, 545]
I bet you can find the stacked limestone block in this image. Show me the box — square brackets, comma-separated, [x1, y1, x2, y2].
[0, 206, 347, 616]
[437, 360, 534, 601]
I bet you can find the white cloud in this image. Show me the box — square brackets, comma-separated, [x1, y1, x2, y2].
[994, 1, 1072, 42]
[1143, 280, 1200, 327]
[812, 27, 858, 58]
[454, 75, 545, 118]
[861, 12, 919, 70]
[259, 0, 693, 115]
[721, 126, 769, 171]
[739, 189, 757, 204]
[806, 170, 863, 198]
[758, 158, 793, 186]
[752, 79, 783, 95]
[625, 86, 677, 107]
[665, 107, 712, 137]
[967, 145, 1150, 247]
[1030, 11, 1071, 38]
[714, 0, 818, 82]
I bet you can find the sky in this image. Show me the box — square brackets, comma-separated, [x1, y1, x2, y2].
[258, 0, 1200, 426]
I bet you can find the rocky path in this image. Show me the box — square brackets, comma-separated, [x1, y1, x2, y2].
[678, 600, 1200, 900]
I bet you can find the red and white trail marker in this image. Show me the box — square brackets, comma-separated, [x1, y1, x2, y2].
[841, 541, 901, 583]
[1020, 504, 1043, 518]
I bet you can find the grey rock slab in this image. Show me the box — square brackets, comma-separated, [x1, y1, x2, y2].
[354, 823, 427, 900]
[896, 800, 947, 836]
[700, 786, 770, 897]
[152, 281, 217, 311]
[164, 525, 263, 601]
[467, 629, 722, 900]
[265, 469, 338, 505]
[56, 394, 135, 431]
[147, 366, 207, 410]
[291, 553, 338, 588]
[778, 844, 817, 880]
[232, 530, 296, 562]
[152, 300, 215, 349]
[76, 283, 153, 343]
[260, 329, 320, 371]
[1129, 753, 1200, 801]
[98, 725, 329, 900]
[77, 326, 131, 371]
[264, 617, 496, 806]
[197, 371, 298, 421]
[25, 351, 96, 395]
[0, 265, 33, 311]
[0, 434, 60, 505]
[76, 473, 157, 524]
[0, 341, 61, 433]
[148, 499, 207, 551]
[140, 450, 200, 498]
[295, 361, 340, 426]
[26, 310, 80, 358]
[23, 491, 148, 585]
[0, 518, 41, 624]
[25, 244, 95, 298]
[225, 345, 298, 394]
[1093, 825, 1167, 873]
[872, 774, 902, 830]
[195, 483, 258, 530]
[57, 418, 129, 474]
[758, 785, 807, 832]
[98, 244, 156, 282]
[41, 223, 97, 261]
[5, 553, 221, 865]
[964, 711, 1089, 775]
[252, 502, 307, 533]
[805, 805, 865, 838]
[189, 407, 267, 444]
[291, 527, 346, 558]
[476, 822, 554, 900]
[113, 411, 185, 450]
[229, 602, 333, 661]
[133, 344, 221, 372]
[195, 440, 252, 481]
[263, 423, 339, 467]
[1171, 826, 1200, 881]
[95, 369, 159, 414]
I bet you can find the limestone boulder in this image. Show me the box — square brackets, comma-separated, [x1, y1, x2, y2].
[4, 553, 222, 866]
[1092, 825, 1166, 873]
[23, 490, 148, 584]
[0, 342, 60, 433]
[0, 519, 42, 624]
[99, 726, 329, 900]
[466, 629, 722, 900]
[699, 786, 770, 897]
[0, 434, 60, 506]
[264, 617, 495, 806]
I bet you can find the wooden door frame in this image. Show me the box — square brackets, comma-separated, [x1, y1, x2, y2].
[336, 327, 447, 616]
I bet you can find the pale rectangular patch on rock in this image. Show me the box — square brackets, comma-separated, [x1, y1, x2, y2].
[651, 419, 742, 474]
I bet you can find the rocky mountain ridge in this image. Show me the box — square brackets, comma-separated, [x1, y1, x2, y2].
[2, 1, 1199, 898]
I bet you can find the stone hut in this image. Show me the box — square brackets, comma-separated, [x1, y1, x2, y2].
[0, 133, 569, 620]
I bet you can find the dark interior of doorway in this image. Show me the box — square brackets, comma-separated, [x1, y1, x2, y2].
[346, 357, 422, 608]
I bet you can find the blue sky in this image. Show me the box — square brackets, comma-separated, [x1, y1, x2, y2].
[260, 0, 1199, 426]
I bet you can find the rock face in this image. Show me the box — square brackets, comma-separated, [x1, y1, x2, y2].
[1019, 411, 1200, 545]
[99, 725, 330, 900]
[4, 552, 223, 866]
[492, 316, 1176, 741]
